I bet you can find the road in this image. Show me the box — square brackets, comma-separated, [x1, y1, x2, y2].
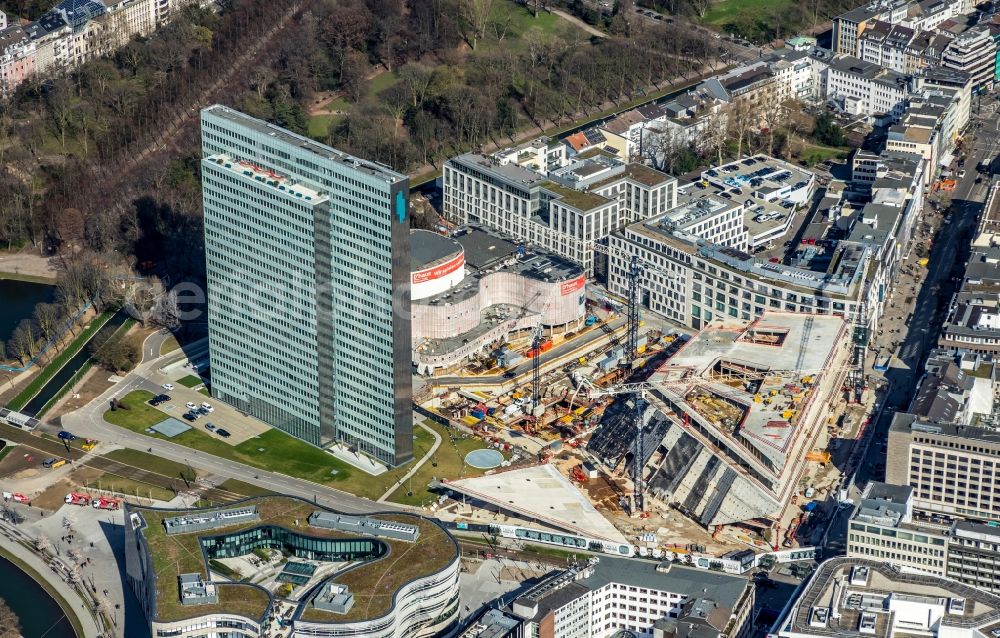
[47, 332, 394, 515]
[823, 102, 1000, 554]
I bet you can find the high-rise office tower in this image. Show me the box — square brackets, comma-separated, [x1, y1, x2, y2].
[199, 105, 413, 466]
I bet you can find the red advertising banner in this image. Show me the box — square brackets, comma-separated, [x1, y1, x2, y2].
[560, 275, 586, 295]
[412, 253, 464, 284]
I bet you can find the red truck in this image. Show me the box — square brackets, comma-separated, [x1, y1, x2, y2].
[65, 492, 91, 506]
[91, 497, 122, 511]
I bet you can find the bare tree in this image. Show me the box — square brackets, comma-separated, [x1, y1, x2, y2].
[0, 597, 21, 638]
[33, 303, 63, 344]
[459, 0, 495, 50]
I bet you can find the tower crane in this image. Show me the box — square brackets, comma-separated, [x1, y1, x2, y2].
[579, 360, 858, 513]
[531, 323, 544, 417]
[588, 242, 676, 514]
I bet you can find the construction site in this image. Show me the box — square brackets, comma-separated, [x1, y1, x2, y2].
[419, 291, 863, 560]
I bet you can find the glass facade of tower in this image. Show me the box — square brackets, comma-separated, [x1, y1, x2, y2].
[200, 105, 413, 466]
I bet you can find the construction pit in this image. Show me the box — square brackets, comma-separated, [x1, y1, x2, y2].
[421, 311, 858, 562]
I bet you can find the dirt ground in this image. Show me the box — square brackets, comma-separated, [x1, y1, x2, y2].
[46, 365, 116, 420]
[0, 249, 57, 279]
[32, 467, 103, 510]
[0, 443, 45, 479]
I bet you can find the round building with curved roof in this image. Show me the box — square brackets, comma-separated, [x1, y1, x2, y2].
[124, 496, 460, 638]
[410, 229, 466, 301]
[411, 226, 587, 374]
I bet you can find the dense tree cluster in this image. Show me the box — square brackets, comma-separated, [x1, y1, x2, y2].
[0, 0, 722, 262]
[635, 0, 858, 43]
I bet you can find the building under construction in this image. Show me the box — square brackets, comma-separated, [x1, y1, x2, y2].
[588, 312, 850, 528]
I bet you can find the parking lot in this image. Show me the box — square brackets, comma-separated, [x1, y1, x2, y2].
[146, 366, 269, 446]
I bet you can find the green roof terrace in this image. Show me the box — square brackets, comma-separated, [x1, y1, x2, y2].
[129, 496, 458, 626]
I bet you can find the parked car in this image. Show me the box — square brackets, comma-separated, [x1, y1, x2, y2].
[162, 383, 174, 391]
[204, 423, 217, 431]
[200, 402, 214, 413]
[157, 394, 171, 402]
[57, 431, 77, 441]
[182, 413, 197, 422]
[216, 429, 231, 438]
[186, 402, 197, 410]
[502, 371, 517, 379]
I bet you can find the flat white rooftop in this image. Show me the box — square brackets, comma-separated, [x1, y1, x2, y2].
[445, 464, 628, 544]
[654, 312, 846, 379]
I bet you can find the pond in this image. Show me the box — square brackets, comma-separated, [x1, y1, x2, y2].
[0, 278, 56, 344]
[0, 554, 78, 638]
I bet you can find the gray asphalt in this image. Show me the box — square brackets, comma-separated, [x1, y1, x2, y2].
[823, 102, 1000, 554]
[52, 331, 394, 514]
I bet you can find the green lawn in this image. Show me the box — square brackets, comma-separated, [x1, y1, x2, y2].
[479, 4, 579, 53]
[104, 392, 505, 500]
[702, 0, 791, 25]
[368, 71, 398, 95]
[0, 445, 13, 463]
[159, 334, 181, 356]
[177, 374, 204, 388]
[307, 113, 342, 138]
[87, 476, 176, 502]
[797, 143, 851, 166]
[385, 421, 506, 507]
[8, 310, 115, 411]
[105, 390, 357, 487]
[104, 391, 173, 429]
[101, 448, 197, 480]
[218, 479, 277, 498]
[0, 272, 57, 284]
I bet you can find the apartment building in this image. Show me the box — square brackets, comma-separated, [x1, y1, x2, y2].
[825, 55, 910, 122]
[948, 520, 1000, 594]
[0, 26, 37, 95]
[606, 154, 920, 334]
[24, 13, 71, 73]
[0, 0, 188, 91]
[200, 105, 414, 466]
[832, 0, 909, 55]
[772, 557, 1000, 638]
[941, 24, 998, 93]
[940, 184, 1000, 353]
[832, 0, 973, 54]
[442, 150, 676, 272]
[486, 557, 754, 638]
[857, 21, 952, 73]
[847, 481, 1000, 594]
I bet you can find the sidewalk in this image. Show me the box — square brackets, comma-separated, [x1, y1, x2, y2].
[0, 525, 105, 637]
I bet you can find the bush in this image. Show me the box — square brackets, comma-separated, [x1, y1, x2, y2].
[812, 113, 845, 147]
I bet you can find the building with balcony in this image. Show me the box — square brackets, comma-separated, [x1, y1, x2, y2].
[770, 556, 1000, 638]
[476, 557, 754, 638]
